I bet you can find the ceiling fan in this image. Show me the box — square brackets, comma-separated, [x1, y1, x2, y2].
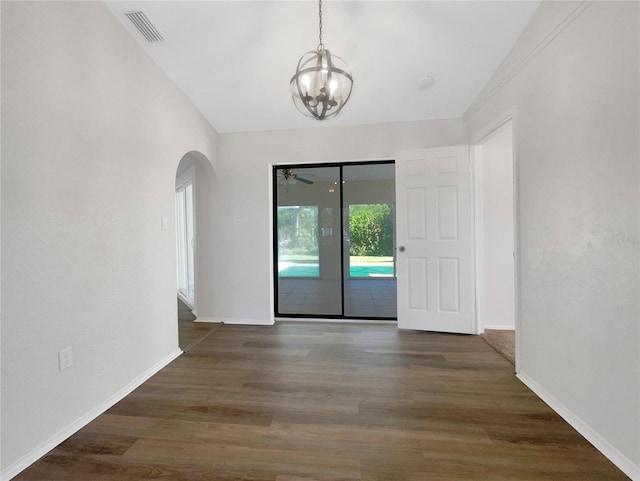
[277, 168, 315, 185]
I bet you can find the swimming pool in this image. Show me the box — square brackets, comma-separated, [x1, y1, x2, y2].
[279, 264, 394, 278]
[350, 265, 394, 277]
[279, 264, 319, 277]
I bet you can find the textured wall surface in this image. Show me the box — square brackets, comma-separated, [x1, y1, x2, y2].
[465, 1, 639, 475]
[1, 2, 218, 476]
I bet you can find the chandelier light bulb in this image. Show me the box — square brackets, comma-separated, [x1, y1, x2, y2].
[301, 75, 311, 91]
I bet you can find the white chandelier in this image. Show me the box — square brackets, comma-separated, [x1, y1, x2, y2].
[290, 0, 353, 121]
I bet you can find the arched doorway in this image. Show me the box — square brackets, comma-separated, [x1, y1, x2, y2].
[174, 151, 218, 351]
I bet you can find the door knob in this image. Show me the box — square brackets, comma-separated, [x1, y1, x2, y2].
[398, 246, 405, 252]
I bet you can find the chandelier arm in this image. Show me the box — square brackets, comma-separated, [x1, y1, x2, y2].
[319, 100, 328, 119]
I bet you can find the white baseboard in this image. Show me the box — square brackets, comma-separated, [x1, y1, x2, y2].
[193, 317, 222, 324]
[220, 317, 274, 326]
[517, 371, 639, 481]
[1, 349, 183, 481]
[191, 317, 273, 326]
[176, 291, 194, 310]
[483, 325, 515, 331]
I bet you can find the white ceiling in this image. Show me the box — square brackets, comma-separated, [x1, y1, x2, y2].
[105, 1, 539, 133]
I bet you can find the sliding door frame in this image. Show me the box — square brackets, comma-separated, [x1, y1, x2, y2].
[272, 159, 396, 321]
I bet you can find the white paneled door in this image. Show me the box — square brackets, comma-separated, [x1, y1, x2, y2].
[395, 146, 474, 334]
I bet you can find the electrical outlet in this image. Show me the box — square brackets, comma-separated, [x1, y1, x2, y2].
[58, 346, 74, 371]
[234, 218, 248, 229]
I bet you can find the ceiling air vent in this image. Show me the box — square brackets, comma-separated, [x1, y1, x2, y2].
[123, 10, 166, 44]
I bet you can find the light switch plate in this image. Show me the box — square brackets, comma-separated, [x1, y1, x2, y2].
[58, 346, 74, 371]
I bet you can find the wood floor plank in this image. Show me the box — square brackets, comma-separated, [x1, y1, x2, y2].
[13, 322, 629, 480]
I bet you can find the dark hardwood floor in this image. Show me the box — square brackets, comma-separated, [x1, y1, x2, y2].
[15, 323, 628, 480]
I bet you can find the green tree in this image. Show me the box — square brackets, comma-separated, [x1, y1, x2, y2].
[349, 204, 393, 256]
[277, 206, 318, 256]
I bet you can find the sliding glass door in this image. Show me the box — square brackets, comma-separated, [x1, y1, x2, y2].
[273, 161, 396, 319]
[342, 163, 397, 318]
[176, 175, 195, 306]
[275, 166, 342, 316]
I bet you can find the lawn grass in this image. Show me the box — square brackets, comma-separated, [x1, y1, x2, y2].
[350, 256, 393, 266]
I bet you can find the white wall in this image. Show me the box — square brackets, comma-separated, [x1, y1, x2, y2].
[213, 120, 466, 324]
[477, 125, 515, 330]
[0, 2, 218, 478]
[465, 2, 639, 478]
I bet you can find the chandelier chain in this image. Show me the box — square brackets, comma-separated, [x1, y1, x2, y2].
[317, 0, 324, 51]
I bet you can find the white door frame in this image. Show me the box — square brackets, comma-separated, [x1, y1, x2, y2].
[176, 165, 196, 310]
[470, 106, 520, 371]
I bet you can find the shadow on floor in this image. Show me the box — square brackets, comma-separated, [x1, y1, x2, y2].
[177, 298, 219, 352]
